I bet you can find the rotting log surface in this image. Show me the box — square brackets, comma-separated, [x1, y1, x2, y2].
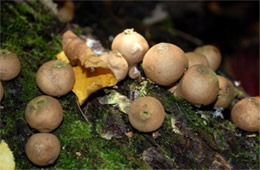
[0, 1, 259, 169]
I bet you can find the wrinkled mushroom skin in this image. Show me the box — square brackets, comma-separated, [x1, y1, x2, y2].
[143, 43, 188, 86]
[25, 133, 60, 166]
[214, 76, 235, 108]
[25, 95, 64, 132]
[177, 65, 219, 106]
[185, 52, 209, 68]
[112, 28, 149, 67]
[194, 45, 222, 71]
[0, 81, 3, 102]
[231, 97, 260, 132]
[0, 49, 21, 81]
[36, 60, 75, 96]
[100, 51, 128, 82]
[128, 96, 165, 132]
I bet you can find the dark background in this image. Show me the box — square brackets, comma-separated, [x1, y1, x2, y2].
[70, 1, 259, 96]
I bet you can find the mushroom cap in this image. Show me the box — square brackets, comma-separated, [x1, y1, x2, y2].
[100, 51, 128, 82]
[185, 52, 209, 68]
[231, 97, 260, 132]
[214, 75, 234, 108]
[0, 49, 21, 81]
[194, 45, 222, 71]
[36, 60, 75, 96]
[111, 28, 149, 67]
[143, 42, 188, 86]
[25, 133, 60, 166]
[128, 96, 165, 132]
[25, 95, 64, 132]
[0, 81, 3, 102]
[178, 65, 219, 106]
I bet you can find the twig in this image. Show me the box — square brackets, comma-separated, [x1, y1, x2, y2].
[76, 97, 89, 122]
[214, 153, 233, 170]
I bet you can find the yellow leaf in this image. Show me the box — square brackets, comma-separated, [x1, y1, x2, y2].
[57, 51, 117, 104]
[0, 140, 15, 170]
[57, 51, 70, 63]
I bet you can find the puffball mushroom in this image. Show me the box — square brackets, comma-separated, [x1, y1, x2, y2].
[185, 52, 209, 68]
[231, 97, 260, 132]
[0, 49, 21, 81]
[111, 28, 149, 79]
[25, 133, 60, 166]
[0, 81, 3, 102]
[100, 50, 128, 82]
[128, 96, 165, 132]
[143, 43, 188, 86]
[25, 95, 63, 132]
[174, 65, 219, 106]
[194, 45, 222, 71]
[214, 75, 235, 109]
[36, 60, 75, 96]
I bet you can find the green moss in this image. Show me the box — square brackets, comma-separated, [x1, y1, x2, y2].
[146, 83, 215, 135]
[57, 120, 93, 143]
[53, 116, 148, 169]
[0, 115, 15, 137]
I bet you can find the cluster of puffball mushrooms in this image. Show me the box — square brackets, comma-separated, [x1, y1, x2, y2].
[0, 51, 75, 165]
[0, 28, 259, 167]
[23, 59, 75, 166]
[109, 28, 259, 133]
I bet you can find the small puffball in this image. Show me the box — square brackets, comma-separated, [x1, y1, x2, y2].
[128, 96, 165, 132]
[185, 52, 209, 68]
[231, 97, 260, 132]
[176, 65, 219, 106]
[36, 60, 75, 96]
[112, 28, 149, 67]
[25, 95, 64, 132]
[214, 75, 234, 109]
[143, 42, 188, 86]
[25, 133, 60, 166]
[0, 49, 21, 81]
[100, 51, 128, 82]
[194, 45, 222, 71]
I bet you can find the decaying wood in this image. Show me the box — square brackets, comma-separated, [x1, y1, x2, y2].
[83, 79, 258, 169]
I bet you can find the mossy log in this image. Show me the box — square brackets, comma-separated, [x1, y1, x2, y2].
[0, 1, 259, 169]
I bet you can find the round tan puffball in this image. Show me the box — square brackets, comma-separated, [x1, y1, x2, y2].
[143, 42, 188, 86]
[25, 133, 60, 166]
[36, 60, 75, 96]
